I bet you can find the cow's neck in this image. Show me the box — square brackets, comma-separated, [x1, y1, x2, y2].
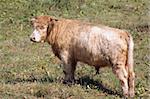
[47, 21, 59, 45]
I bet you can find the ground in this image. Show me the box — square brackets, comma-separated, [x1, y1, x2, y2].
[0, 0, 149, 98]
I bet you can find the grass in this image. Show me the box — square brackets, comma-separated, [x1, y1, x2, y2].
[0, 0, 149, 98]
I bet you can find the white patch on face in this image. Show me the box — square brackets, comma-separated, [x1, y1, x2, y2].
[32, 29, 41, 42]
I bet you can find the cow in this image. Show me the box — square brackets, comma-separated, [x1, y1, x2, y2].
[30, 16, 135, 97]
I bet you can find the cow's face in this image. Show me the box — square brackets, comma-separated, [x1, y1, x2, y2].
[30, 16, 54, 43]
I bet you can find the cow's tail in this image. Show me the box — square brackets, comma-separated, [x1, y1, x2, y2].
[126, 33, 135, 97]
[127, 34, 134, 74]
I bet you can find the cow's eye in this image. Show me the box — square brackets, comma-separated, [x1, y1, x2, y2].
[37, 26, 44, 30]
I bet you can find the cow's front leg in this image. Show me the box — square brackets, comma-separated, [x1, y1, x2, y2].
[62, 62, 76, 84]
[60, 51, 77, 84]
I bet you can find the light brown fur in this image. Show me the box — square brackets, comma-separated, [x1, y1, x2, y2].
[30, 16, 135, 97]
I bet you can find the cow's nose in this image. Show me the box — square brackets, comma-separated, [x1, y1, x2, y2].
[30, 37, 35, 41]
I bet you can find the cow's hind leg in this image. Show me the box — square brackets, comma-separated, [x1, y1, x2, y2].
[95, 66, 100, 75]
[112, 65, 128, 97]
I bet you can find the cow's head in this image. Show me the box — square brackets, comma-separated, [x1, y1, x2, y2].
[30, 16, 57, 43]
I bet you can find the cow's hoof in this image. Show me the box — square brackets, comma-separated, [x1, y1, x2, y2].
[95, 71, 99, 75]
[122, 92, 129, 98]
[129, 91, 135, 98]
[63, 79, 75, 85]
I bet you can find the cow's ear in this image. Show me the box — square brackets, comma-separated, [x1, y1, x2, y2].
[49, 17, 58, 23]
[48, 17, 58, 27]
[53, 18, 58, 22]
[48, 18, 54, 26]
[47, 18, 55, 34]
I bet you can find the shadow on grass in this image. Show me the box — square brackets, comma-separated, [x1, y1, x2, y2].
[77, 75, 122, 97]
[5, 74, 54, 84]
[4, 73, 122, 97]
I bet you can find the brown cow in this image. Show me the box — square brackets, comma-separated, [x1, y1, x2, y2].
[30, 16, 135, 97]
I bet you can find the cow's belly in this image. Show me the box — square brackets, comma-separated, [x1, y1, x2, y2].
[75, 47, 111, 67]
[79, 57, 109, 67]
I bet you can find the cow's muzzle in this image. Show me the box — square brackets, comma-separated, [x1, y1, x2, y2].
[30, 37, 36, 42]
